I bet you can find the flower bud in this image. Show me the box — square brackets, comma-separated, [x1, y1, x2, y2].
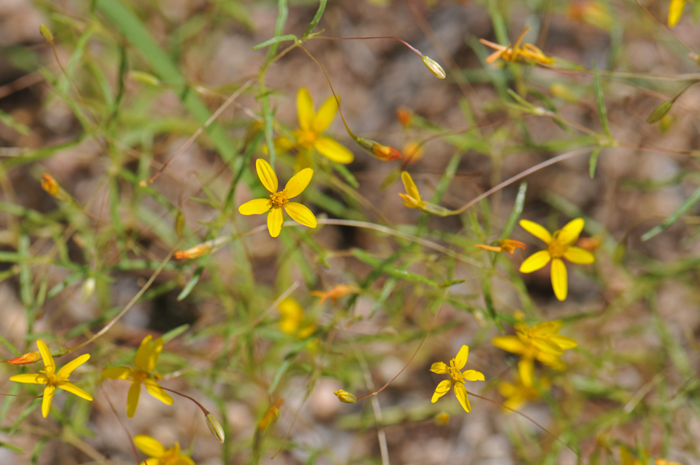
[39, 24, 54, 43]
[421, 55, 446, 79]
[40, 174, 60, 197]
[8, 347, 68, 365]
[175, 211, 186, 238]
[434, 412, 450, 426]
[174, 242, 213, 260]
[372, 143, 402, 162]
[81, 277, 96, 302]
[396, 106, 413, 127]
[205, 413, 225, 443]
[334, 390, 357, 403]
[646, 100, 674, 124]
[129, 71, 162, 87]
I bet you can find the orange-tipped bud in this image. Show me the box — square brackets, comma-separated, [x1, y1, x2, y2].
[372, 143, 402, 161]
[41, 174, 61, 198]
[396, 106, 413, 127]
[8, 351, 41, 365]
[402, 141, 424, 165]
[576, 236, 602, 252]
[258, 399, 283, 430]
[334, 390, 357, 403]
[174, 243, 213, 260]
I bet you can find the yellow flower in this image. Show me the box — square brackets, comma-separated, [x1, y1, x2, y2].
[238, 159, 317, 238]
[497, 374, 550, 411]
[430, 345, 485, 412]
[479, 27, 554, 66]
[474, 239, 526, 255]
[134, 435, 195, 465]
[278, 297, 316, 339]
[275, 87, 354, 164]
[518, 218, 595, 301]
[668, 0, 686, 27]
[10, 340, 92, 418]
[492, 320, 577, 386]
[101, 335, 174, 418]
[399, 171, 427, 210]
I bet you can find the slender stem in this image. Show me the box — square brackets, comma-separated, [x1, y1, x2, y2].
[312, 35, 423, 56]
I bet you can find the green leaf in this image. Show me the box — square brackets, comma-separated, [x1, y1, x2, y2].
[641, 185, 700, 241]
[251, 34, 298, 50]
[0, 109, 30, 135]
[502, 182, 527, 239]
[588, 147, 602, 179]
[302, 0, 327, 39]
[592, 62, 612, 139]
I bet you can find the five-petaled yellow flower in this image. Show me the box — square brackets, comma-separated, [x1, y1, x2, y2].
[101, 335, 174, 418]
[492, 320, 577, 386]
[519, 218, 595, 301]
[238, 159, 317, 238]
[134, 435, 195, 465]
[275, 87, 354, 164]
[430, 345, 485, 412]
[10, 339, 92, 418]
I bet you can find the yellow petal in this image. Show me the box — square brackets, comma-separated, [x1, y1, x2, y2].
[532, 338, 564, 356]
[297, 87, 314, 130]
[518, 358, 534, 387]
[283, 168, 313, 199]
[267, 207, 284, 237]
[58, 382, 93, 401]
[668, 0, 686, 27]
[551, 258, 568, 301]
[284, 202, 317, 228]
[134, 435, 166, 458]
[531, 320, 563, 335]
[134, 335, 153, 371]
[177, 456, 196, 465]
[556, 218, 584, 246]
[274, 135, 295, 154]
[312, 95, 338, 134]
[430, 362, 448, 374]
[239, 198, 271, 215]
[141, 459, 161, 465]
[463, 370, 485, 382]
[519, 220, 552, 244]
[492, 336, 526, 354]
[42, 385, 56, 418]
[101, 366, 133, 380]
[563, 246, 595, 264]
[498, 381, 516, 397]
[536, 352, 566, 370]
[519, 250, 551, 273]
[145, 338, 163, 373]
[256, 158, 279, 193]
[10, 373, 48, 384]
[37, 340, 55, 374]
[550, 334, 577, 350]
[127, 381, 141, 418]
[144, 379, 174, 405]
[453, 382, 471, 412]
[401, 172, 421, 202]
[454, 345, 469, 370]
[314, 137, 354, 163]
[431, 379, 451, 403]
[57, 353, 90, 379]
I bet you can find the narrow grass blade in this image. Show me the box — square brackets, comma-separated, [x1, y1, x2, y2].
[252, 34, 298, 50]
[502, 182, 527, 239]
[641, 185, 700, 241]
[593, 63, 612, 139]
[588, 147, 601, 179]
[302, 0, 327, 39]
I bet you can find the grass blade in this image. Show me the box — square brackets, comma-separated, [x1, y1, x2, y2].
[641, 185, 700, 241]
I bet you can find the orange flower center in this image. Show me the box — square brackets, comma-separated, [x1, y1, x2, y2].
[295, 129, 318, 149]
[270, 191, 288, 208]
[547, 233, 567, 258]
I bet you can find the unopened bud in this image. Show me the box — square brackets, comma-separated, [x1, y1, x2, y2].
[41, 174, 69, 201]
[646, 100, 674, 124]
[372, 143, 402, 162]
[81, 277, 96, 302]
[175, 211, 186, 238]
[434, 412, 450, 426]
[39, 24, 54, 43]
[174, 242, 213, 260]
[8, 347, 68, 365]
[129, 71, 162, 87]
[205, 413, 225, 443]
[421, 55, 446, 79]
[396, 106, 413, 127]
[334, 390, 357, 403]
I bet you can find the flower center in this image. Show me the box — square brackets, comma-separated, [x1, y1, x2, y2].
[270, 191, 288, 208]
[45, 372, 59, 387]
[547, 237, 567, 258]
[132, 370, 148, 384]
[295, 129, 318, 149]
[448, 359, 464, 383]
[161, 445, 181, 465]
